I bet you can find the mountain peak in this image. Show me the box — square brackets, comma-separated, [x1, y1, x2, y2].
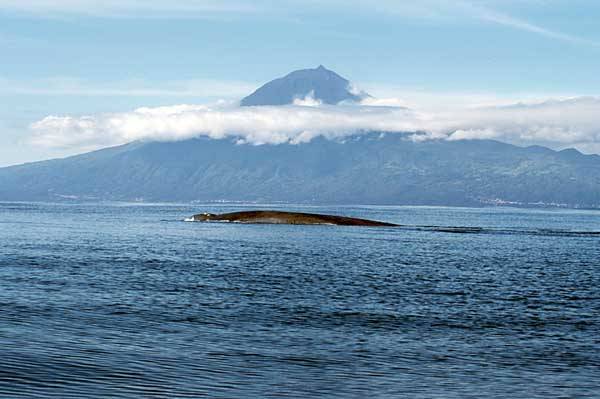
[240, 66, 368, 106]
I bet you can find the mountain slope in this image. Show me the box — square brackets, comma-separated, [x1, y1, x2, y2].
[240, 65, 367, 106]
[1, 133, 599, 207]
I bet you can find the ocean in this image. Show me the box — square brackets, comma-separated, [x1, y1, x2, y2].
[1, 202, 599, 398]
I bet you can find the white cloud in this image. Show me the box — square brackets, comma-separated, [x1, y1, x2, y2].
[444, 98, 600, 149]
[29, 97, 600, 155]
[292, 91, 322, 107]
[0, 0, 256, 17]
[359, 97, 410, 108]
[3, 0, 595, 48]
[0, 77, 256, 98]
[469, 4, 600, 47]
[29, 103, 420, 148]
[332, 0, 600, 47]
[361, 83, 587, 111]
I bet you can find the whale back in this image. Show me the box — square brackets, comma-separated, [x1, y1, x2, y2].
[193, 212, 217, 221]
[190, 210, 397, 226]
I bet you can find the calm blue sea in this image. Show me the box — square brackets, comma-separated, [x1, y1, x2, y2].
[1, 202, 599, 398]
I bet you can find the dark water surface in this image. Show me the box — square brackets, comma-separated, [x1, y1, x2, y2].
[1, 203, 599, 398]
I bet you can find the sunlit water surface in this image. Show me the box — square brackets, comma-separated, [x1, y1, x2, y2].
[1, 203, 599, 398]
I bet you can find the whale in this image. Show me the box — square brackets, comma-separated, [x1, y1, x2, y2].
[188, 210, 397, 227]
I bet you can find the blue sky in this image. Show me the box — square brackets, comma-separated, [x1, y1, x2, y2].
[2, 0, 600, 166]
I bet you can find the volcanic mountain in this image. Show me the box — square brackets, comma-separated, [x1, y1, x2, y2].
[240, 65, 368, 106]
[1, 133, 599, 207]
[1, 67, 599, 207]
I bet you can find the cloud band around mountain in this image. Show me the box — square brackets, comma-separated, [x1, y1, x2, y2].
[29, 97, 600, 154]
